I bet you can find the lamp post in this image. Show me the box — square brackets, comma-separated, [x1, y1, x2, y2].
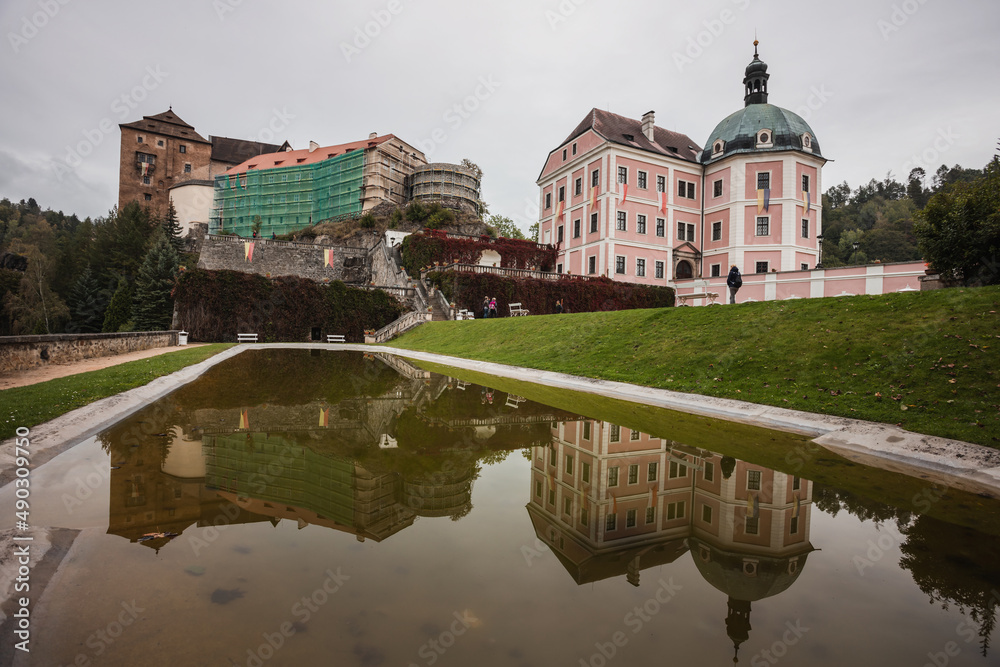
[852, 241, 860, 265]
[816, 234, 823, 269]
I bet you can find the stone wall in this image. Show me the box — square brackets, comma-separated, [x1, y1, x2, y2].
[0, 331, 178, 374]
[197, 234, 370, 283]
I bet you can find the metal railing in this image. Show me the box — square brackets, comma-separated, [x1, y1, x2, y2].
[422, 262, 602, 282]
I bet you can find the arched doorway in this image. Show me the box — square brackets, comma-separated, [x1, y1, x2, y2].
[675, 260, 693, 280]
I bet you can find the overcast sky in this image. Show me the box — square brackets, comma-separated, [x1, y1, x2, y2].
[1, 0, 997, 233]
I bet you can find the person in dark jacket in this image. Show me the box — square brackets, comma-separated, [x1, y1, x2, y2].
[726, 265, 742, 304]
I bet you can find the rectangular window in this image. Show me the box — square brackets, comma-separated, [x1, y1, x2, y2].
[704, 461, 715, 482]
[615, 256, 625, 274]
[710, 264, 721, 277]
[757, 172, 770, 190]
[801, 219, 809, 238]
[557, 263, 563, 274]
[545, 193, 552, 209]
[590, 212, 599, 233]
[678, 180, 696, 199]
[562, 149, 567, 160]
[667, 501, 686, 520]
[572, 143, 577, 155]
[712, 221, 722, 241]
[630, 429, 640, 441]
[583, 422, 592, 440]
[184, 163, 192, 173]
[756, 261, 769, 274]
[637, 171, 648, 189]
[558, 186, 565, 202]
[626, 509, 637, 528]
[747, 470, 762, 490]
[702, 505, 713, 523]
[647, 462, 658, 482]
[607, 513, 617, 531]
[628, 464, 639, 484]
[655, 261, 664, 279]
[618, 166, 627, 184]
[592, 169, 600, 187]
[677, 223, 695, 242]
[656, 175, 666, 193]
[791, 516, 799, 534]
[801, 174, 810, 193]
[656, 218, 665, 237]
[565, 454, 574, 474]
[792, 476, 801, 491]
[557, 226, 564, 243]
[143, 193, 152, 201]
[588, 256, 597, 275]
[616, 211, 626, 231]
[608, 466, 619, 486]
[582, 461, 591, 483]
[713, 179, 723, 198]
[157, 140, 164, 147]
[801, 263, 809, 271]
[548, 489, 555, 505]
[645, 506, 656, 524]
[669, 461, 687, 478]
[688, 223, 695, 242]
[610, 424, 620, 442]
[581, 506, 589, 527]
[142, 175, 150, 185]
[636, 258, 645, 277]
[575, 178, 582, 196]
[745, 516, 759, 535]
[636, 214, 646, 234]
[756, 216, 770, 236]
[564, 497, 572, 515]
[573, 219, 581, 238]
[136, 136, 143, 144]
[179, 145, 187, 154]
[535, 480, 541, 497]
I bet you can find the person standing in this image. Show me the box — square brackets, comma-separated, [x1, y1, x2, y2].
[482, 296, 490, 319]
[489, 297, 498, 318]
[726, 265, 742, 304]
[555, 299, 563, 314]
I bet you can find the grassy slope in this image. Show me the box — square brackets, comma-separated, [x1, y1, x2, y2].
[0, 344, 233, 440]
[390, 286, 1000, 447]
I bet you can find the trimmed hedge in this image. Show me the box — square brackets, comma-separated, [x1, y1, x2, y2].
[401, 231, 557, 275]
[425, 271, 674, 316]
[173, 269, 404, 342]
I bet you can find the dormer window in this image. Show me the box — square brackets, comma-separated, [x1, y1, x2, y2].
[623, 134, 634, 142]
[756, 130, 773, 148]
[712, 140, 724, 155]
[801, 133, 813, 152]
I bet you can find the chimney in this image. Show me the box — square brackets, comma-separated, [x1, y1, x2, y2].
[369, 132, 378, 139]
[309, 141, 319, 153]
[641, 110, 655, 141]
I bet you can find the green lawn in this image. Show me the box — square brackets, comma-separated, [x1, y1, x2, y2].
[390, 286, 1000, 447]
[0, 344, 233, 440]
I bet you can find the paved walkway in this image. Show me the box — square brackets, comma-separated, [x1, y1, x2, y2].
[0, 344, 209, 390]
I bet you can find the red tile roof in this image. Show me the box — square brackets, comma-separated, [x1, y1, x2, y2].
[226, 135, 396, 174]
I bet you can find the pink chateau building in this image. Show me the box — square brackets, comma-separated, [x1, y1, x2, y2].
[537, 44, 825, 284]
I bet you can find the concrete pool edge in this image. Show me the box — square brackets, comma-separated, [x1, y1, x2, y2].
[1, 342, 998, 498]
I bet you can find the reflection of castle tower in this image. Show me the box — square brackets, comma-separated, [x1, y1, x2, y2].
[528, 420, 813, 659]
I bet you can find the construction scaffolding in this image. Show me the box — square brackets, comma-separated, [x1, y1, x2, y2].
[209, 149, 365, 237]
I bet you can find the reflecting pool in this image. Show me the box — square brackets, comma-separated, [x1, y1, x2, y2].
[4, 349, 1000, 666]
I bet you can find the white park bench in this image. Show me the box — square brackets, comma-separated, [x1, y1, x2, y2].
[237, 333, 258, 343]
[327, 334, 346, 343]
[456, 309, 475, 320]
[675, 292, 719, 306]
[509, 302, 529, 316]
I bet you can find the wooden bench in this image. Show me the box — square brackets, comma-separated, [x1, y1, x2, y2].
[509, 302, 529, 316]
[675, 292, 719, 306]
[327, 335, 346, 343]
[237, 333, 258, 343]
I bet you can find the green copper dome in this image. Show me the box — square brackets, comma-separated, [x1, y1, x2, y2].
[700, 103, 822, 164]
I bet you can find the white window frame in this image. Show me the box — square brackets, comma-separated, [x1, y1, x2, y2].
[615, 255, 626, 275]
[636, 258, 646, 277]
[654, 260, 664, 279]
[712, 221, 722, 241]
[637, 170, 648, 189]
[756, 216, 770, 237]
[616, 211, 626, 232]
[636, 214, 646, 235]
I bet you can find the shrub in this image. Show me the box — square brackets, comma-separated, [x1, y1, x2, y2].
[359, 213, 377, 229]
[400, 231, 558, 275]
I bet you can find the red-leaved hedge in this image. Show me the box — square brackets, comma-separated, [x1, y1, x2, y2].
[401, 231, 558, 275]
[425, 271, 674, 317]
[173, 269, 404, 342]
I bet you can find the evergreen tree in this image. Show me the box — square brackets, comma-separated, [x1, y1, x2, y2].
[161, 201, 184, 254]
[66, 265, 106, 333]
[102, 276, 134, 332]
[131, 233, 180, 331]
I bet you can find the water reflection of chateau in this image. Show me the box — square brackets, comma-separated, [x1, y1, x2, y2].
[103, 351, 575, 550]
[528, 420, 814, 661]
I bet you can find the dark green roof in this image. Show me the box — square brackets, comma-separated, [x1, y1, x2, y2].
[700, 103, 822, 164]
